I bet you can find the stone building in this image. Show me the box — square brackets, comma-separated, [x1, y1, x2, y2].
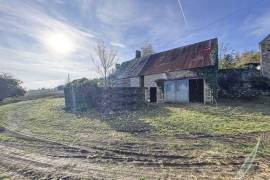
[260, 34, 270, 79]
[114, 38, 218, 104]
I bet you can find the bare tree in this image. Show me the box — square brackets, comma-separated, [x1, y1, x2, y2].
[219, 43, 236, 60]
[90, 41, 118, 87]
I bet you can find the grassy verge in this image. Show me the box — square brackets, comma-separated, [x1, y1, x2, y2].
[0, 90, 63, 106]
[141, 103, 270, 135]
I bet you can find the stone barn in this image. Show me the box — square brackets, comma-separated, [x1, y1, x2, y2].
[260, 34, 270, 79]
[114, 38, 218, 104]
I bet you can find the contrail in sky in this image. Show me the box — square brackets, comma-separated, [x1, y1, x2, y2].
[177, 0, 189, 27]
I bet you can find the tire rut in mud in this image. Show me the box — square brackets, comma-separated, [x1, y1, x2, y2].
[0, 128, 201, 167]
[0, 127, 255, 179]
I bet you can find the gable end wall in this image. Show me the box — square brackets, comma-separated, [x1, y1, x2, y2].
[261, 38, 270, 79]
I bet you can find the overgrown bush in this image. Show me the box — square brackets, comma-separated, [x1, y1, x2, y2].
[250, 77, 270, 90]
[218, 69, 270, 98]
[0, 73, 26, 101]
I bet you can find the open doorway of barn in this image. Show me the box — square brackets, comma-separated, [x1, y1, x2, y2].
[150, 87, 157, 102]
[189, 79, 204, 103]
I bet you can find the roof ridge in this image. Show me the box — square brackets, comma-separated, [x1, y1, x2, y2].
[151, 38, 218, 56]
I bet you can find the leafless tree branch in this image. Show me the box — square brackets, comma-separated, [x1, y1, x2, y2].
[90, 41, 118, 87]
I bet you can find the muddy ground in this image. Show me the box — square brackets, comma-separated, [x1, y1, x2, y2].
[0, 127, 269, 179]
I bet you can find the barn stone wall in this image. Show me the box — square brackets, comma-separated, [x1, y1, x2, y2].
[114, 78, 130, 87]
[130, 77, 140, 87]
[97, 87, 145, 114]
[204, 80, 213, 103]
[114, 77, 141, 87]
[261, 37, 270, 79]
[64, 83, 97, 111]
[115, 67, 217, 104]
[64, 85, 145, 113]
[143, 69, 214, 103]
[144, 73, 166, 102]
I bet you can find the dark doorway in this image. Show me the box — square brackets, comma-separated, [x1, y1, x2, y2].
[140, 76, 144, 87]
[189, 79, 204, 103]
[150, 87, 157, 102]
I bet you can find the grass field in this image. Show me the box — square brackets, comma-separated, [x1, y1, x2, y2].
[0, 97, 269, 179]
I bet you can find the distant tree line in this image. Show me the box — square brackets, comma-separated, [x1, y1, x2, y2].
[0, 73, 26, 101]
[219, 44, 260, 69]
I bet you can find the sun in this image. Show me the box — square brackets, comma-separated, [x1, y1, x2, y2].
[43, 32, 74, 54]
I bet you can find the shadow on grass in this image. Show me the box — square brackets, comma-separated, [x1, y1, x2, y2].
[167, 96, 270, 122]
[66, 96, 270, 138]
[68, 104, 171, 134]
[217, 96, 270, 115]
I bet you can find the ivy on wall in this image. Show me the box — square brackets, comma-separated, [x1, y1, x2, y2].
[195, 47, 219, 101]
[196, 67, 218, 101]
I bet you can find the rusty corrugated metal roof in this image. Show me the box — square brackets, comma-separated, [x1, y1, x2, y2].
[140, 38, 218, 76]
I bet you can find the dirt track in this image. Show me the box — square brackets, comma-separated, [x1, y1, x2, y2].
[1, 127, 269, 179]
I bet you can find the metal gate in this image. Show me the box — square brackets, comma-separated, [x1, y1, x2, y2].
[164, 79, 189, 103]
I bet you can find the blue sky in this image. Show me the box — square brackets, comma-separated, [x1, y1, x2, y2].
[0, 0, 270, 89]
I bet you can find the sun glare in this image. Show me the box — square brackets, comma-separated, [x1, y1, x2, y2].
[43, 33, 74, 54]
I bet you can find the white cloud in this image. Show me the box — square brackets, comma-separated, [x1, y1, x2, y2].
[95, 0, 188, 54]
[0, 1, 99, 89]
[242, 12, 270, 36]
[24, 79, 65, 90]
[96, 0, 139, 27]
[110, 42, 126, 48]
